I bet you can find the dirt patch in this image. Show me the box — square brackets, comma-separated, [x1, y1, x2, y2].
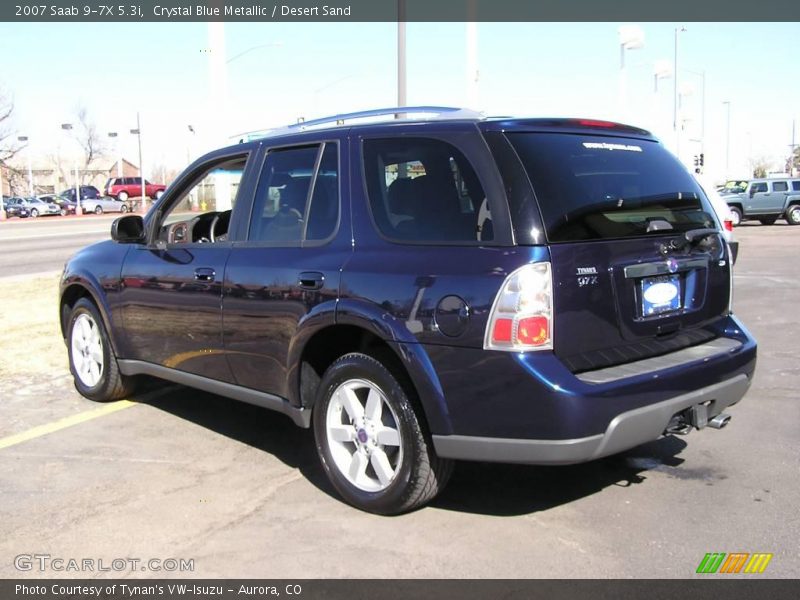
[0, 274, 68, 379]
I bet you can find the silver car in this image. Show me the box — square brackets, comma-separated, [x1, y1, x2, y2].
[79, 196, 131, 215]
[19, 197, 61, 217]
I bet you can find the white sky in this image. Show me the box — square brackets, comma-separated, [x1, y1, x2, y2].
[2, 21, 799, 184]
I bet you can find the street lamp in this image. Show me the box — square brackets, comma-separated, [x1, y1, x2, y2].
[61, 123, 82, 216]
[130, 113, 145, 213]
[618, 25, 645, 120]
[673, 27, 687, 133]
[17, 135, 34, 196]
[108, 132, 121, 178]
[682, 68, 706, 159]
[723, 101, 731, 177]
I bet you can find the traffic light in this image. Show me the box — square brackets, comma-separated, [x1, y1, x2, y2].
[699, 153, 704, 166]
[694, 155, 700, 167]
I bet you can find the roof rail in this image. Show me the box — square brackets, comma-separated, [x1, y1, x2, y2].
[237, 106, 484, 142]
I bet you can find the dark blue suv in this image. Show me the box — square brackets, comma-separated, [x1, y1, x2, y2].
[59, 107, 757, 514]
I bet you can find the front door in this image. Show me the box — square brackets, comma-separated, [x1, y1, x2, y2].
[118, 151, 254, 383]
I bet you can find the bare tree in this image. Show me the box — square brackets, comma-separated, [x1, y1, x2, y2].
[70, 105, 106, 183]
[748, 156, 771, 179]
[0, 87, 23, 192]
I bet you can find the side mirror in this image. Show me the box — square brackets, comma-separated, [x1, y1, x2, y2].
[111, 215, 146, 243]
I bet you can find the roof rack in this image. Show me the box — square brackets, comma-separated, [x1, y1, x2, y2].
[237, 106, 484, 142]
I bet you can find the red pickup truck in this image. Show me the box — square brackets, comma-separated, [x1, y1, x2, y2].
[104, 177, 166, 202]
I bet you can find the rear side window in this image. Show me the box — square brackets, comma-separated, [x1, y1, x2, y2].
[772, 181, 788, 192]
[507, 133, 714, 242]
[793, 181, 800, 191]
[249, 142, 339, 244]
[363, 137, 490, 243]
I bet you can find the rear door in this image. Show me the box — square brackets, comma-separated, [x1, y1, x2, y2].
[222, 137, 350, 399]
[504, 131, 731, 373]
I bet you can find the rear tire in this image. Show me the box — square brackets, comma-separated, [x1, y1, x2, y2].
[66, 298, 135, 402]
[120, 204, 129, 214]
[786, 205, 800, 226]
[312, 352, 453, 514]
[118, 191, 129, 202]
[759, 216, 777, 225]
[30, 208, 39, 218]
[94, 205, 103, 215]
[155, 190, 164, 200]
[728, 206, 743, 227]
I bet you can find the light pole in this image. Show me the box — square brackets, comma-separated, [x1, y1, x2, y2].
[108, 132, 121, 178]
[618, 25, 645, 121]
[466, 0, 479, 108]
[673, 26, 686, 134]
[61, 123, 82, 216]
[17, 135, 34, 196]
[682, 68, 706, 158]
[0, 164, 5, 220]
[397, 0, 407, 111]
[130, 113, 145, 213]
[723, 101, 731, 177]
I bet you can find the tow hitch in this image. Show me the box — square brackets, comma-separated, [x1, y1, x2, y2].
[665, 403, 732, 435]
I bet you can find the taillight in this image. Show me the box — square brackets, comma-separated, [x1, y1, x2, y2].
[724, 219, 733, 232]
[484, 262, 553, 352]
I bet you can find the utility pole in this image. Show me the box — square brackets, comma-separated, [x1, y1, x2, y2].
[397, 0, 406, 110]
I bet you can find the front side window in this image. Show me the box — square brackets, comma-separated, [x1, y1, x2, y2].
[750, 182, 768, 193]
[248, 142, 340, 244]
[156, 155, 247, 244]
[363, 137, 489, 243]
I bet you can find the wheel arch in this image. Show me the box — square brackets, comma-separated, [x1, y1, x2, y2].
[59, 277, 120, 356]
[292, 302, 452, 435]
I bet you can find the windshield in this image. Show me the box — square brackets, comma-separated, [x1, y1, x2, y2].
[507, 133, 715, 242]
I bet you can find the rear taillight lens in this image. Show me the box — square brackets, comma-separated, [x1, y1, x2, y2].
[724, 219, 733, 232]
[484, 262, 553, 351]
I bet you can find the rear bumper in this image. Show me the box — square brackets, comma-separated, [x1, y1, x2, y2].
[432, 373, 751, 465]
[416, 315, 756, 462]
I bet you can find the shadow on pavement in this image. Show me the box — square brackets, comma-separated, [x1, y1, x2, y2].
[131, 380, 689, 517]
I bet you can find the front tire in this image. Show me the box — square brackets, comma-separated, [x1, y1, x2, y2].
[786, 205, 800, 226]
[155, 190, 164, 200]
[120, 204, 129, 214]
[67, 298, 135, 402]
[94, 205, 103, 215]
[313, 353, 453, 515]
[30, 208, 39, 218]
[118, 191, 129, 202]
[729, 206, 743, 227]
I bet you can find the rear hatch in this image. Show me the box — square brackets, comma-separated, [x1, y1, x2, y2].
[504, 129, 731, 373]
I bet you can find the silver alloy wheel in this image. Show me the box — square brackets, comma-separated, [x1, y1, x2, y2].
[730, 209, 741, 226]
[71, 313, 104, 388]
[790, 206, 800, 224]
[325, 378, 403, 492]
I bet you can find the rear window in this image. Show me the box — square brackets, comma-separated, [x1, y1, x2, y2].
[508, 133, 714, 242]
[363, 137, 490, 243]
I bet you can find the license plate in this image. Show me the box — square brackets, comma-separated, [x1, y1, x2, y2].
[641, 274, 682, 316]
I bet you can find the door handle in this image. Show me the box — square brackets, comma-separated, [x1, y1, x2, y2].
[298, 271, 324, 290]
[194, 267, 216, 282]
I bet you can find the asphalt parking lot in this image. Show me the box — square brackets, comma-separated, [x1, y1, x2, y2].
[0, 223, 797, 579]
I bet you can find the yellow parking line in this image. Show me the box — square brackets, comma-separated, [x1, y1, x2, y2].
[0, 400, 135, 451]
